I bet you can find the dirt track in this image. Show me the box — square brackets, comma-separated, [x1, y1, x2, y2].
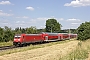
[0, 41, 78, 60]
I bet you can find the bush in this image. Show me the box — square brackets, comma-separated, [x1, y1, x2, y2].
[77, 22, 90, 40]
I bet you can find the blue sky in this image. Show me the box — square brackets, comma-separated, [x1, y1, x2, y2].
[0, 0, 90, 29]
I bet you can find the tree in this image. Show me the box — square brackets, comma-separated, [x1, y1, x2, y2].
[21, 28, 26, 33]
[0, 27, 4, 42]
[14, 27, 22, 34]
[37, 29, 46, 33]
[70, 29, 77, 34]
[77, 22, 90, 40]
[46, 19, 61, 32]
[26, 26, 37, 34]
[3, 26, 14, 42]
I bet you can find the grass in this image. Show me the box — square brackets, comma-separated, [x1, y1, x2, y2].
[0, 41, 13, 47]
[61, 47, 88, 60]
[60, 39, 90, 60]
[0, 40, 72, 56]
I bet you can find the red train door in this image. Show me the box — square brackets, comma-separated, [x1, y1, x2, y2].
[45, 36, 48, 41]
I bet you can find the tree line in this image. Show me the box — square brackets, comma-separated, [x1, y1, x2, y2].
[0, 18, 90, 42]
[0, 18, 62, 42]
[0, 26, 39, 42]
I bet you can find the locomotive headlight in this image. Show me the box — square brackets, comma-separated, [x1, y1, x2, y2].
[18, 39, 20, 41]
[14, 39, 16, 41]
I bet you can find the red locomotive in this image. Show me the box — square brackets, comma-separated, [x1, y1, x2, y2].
[13, 32, 77, 46]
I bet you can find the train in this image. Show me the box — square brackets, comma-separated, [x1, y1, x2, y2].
[13, 32, 77, 46]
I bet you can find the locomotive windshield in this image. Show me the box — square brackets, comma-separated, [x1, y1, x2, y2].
[14, 36, 21, 39]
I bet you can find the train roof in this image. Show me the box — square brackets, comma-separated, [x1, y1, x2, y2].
[40, 32, 69, 34]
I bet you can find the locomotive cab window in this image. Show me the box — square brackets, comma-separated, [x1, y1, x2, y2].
[14, 36, 21, 39]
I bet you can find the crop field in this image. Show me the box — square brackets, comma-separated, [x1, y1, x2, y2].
[61, 39, 90, 60]
[0, 39, 90, 60]
[0, 40, 71, 56]
[0, 39, 78, 60]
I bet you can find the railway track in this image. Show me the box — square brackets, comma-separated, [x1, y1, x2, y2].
[0, 40, 69, 50]
[0, 46, 17, 50]
[0, 42, 52, 50]
[0, 43, 45, 50]
[0, 42, 46, 50]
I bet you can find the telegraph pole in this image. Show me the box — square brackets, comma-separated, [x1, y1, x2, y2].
[51, 24, 53, 33]
[51, 27, 52, 33]
[69, 28, 70, 39]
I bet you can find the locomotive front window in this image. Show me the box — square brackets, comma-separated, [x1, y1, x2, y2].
[14, 36, 21, 39]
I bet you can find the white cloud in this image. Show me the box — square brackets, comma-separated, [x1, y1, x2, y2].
[16, 16, 29, 19]
[0, 1, 12, 5]
[61, 18, 83, 29]
[0, 20, 12, 28]
[71, 23, 80, 25]
[0, 10, 13, 16]
[26, 6, 34, 11]
[16, 20, 25, 24]
[67, 18, 81, 22]
[57, 18, 64, 21]
[38, 26, 45, 29]
[0, 17, 82, 29]
[15, 20, 26, 28]
[0, 20, 8, 23]
[36, 17, 64, 21]
[0, 10, 3, 12]
[64, 0, 90, 7]
[16, 21, 20, 23]
[37, 17, 49, 20]
[22, 16, 29, 19]
[14, 17, 63, 29]
[71, 23, 80, 28]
